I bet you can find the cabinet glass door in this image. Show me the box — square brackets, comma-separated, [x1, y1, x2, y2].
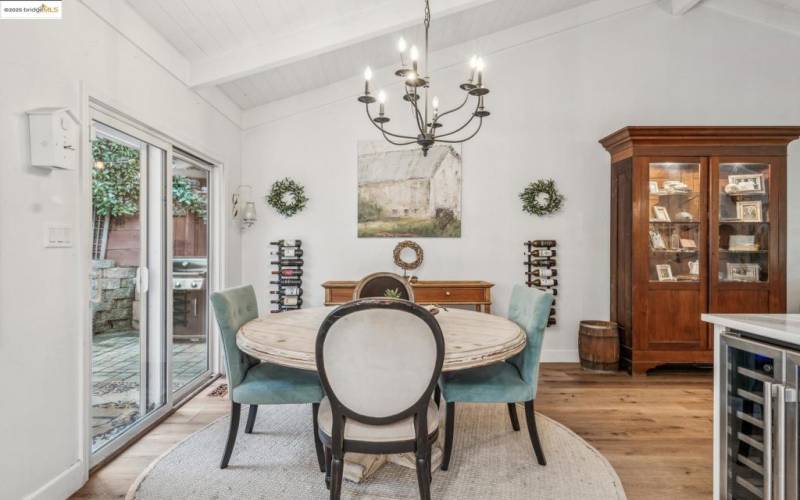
[717, 162, 771, 283]
[648, 162, 702, 282]
[722, 334, 783, 500]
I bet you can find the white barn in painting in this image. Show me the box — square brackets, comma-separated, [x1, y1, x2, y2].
[357, 142, 462, 219]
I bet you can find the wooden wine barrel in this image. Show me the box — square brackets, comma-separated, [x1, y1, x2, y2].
[578, 321, 620, 372]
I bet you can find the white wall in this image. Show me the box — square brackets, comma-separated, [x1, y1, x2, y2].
[241, 3, 800, 363]
[0, 1, 241, 498]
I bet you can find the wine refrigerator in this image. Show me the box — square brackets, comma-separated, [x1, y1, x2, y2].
[719, 332, 799, 499]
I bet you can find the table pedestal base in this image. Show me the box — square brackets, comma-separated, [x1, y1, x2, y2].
[343, 443, 443, 483]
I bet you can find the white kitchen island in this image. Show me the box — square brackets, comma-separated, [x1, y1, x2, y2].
[703, 314, 800, 500]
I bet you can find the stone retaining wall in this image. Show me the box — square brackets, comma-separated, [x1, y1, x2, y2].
[91, 260, 138, 334]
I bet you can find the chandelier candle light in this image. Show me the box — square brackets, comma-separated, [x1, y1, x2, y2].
[358, 0, 490, 156]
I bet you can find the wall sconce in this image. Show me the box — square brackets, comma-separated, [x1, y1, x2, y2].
[233, 185, 256, 229]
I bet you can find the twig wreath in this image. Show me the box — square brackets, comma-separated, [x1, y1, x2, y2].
[266, 177, 308, 217]
[393, 240, 424, 271]
[520, 178, 565, 216]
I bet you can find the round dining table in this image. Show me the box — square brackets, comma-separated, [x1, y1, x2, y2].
[236, 305, 526, 483]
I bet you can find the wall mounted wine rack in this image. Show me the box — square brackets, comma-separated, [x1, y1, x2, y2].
[524, 240, 557, 327]
[269, 239, 303, 313]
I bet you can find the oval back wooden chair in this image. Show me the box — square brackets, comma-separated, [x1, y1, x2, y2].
[315, 299, 444, 500]
[353, 272, 415, 302]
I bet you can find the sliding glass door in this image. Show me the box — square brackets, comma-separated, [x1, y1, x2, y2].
[171, 153, 212, 395]
[90, 119, 168, 460]
[89, 108, 216, 465]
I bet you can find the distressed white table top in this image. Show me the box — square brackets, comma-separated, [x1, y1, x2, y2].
[237, 306, 526, 372]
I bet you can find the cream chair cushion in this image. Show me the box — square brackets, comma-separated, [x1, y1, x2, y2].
[317, 397, 439, 442]
[321, 308, 437, 418]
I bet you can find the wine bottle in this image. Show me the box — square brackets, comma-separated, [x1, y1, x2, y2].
[271, 247, 303, 258]
[271, 268, 303, 277]
[527, 268, 557, 277]
[271, 296, 303, 307]
[531, 278, 558, 287]
[547, 317, 557, 326]
[270, 278, 302, 286]
[526, 249, 556, 257]
[528, 240, 557, 248]
[270, 258, 304, 267]
[527, 285, 557, 295]
[270, 239, 301, 247]
[270, 286, 302, 296]
[524, 259, 556, 267]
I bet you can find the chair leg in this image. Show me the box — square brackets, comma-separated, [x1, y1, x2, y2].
[441, 402, 455, 471]
[312, 403, 325, 472]
[324, 446, 332, 490]
[507, 403, 520, 431]
[330, 457, 344, 500]
[524, 400, 546, 466]
[416, 453, 431, 500]
[434, 384, 441, 408]
[220, 402, 241, 469]
[245, 404, 258, 434]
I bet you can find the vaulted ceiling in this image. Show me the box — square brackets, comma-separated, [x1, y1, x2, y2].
[84, 0, 800, 119]
[124, 0, 598, 109]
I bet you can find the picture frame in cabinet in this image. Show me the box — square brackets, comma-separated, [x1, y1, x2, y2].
[727, 173, 765, 194]
[726, 262, 760, 282]
[688, 260, 700, 276]
[736, 200, 762, 222]
[729, 235, 758, 252]
[649, 181, 659, 194]
[652, 206, 670, 222]
[649, 229, 667, 250]
[656, 264, 675, 282]
[680, 238, 697, 250]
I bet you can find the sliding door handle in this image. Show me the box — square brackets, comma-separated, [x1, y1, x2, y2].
[135, 267, 150, 294]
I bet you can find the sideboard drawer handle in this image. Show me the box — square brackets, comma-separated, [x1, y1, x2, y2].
[445, 290, 451, 296]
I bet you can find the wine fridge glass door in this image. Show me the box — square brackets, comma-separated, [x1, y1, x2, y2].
[721, 333, 784, 500]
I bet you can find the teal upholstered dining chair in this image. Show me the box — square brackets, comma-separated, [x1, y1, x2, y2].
[210, 285, 325, 469]
[439, 284, 554, 470]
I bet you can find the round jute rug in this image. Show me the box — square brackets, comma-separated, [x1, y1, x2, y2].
[127, 403, 626, 500]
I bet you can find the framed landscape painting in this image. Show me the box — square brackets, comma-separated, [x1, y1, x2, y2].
[357, 141, 462, 238]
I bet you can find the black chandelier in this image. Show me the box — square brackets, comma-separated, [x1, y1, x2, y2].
[358, 0, 490, 156]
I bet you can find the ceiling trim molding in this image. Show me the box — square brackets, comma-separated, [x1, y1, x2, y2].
[242, 0, 657, 130]
[703, 0, 800, 37]
[79, 0, 243, 129]
[188, 0, 502, 89]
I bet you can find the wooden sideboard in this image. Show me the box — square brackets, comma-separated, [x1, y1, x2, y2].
[322, 280, 494, 313]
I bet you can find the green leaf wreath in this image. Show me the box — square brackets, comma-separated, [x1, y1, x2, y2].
[519, 178, 565, 216]
[266, 177, 308, 217]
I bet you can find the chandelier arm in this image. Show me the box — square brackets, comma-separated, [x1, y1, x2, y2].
[365, 105, 419, 140]
[435, 94, 470, 121]
[435, 118, 483, 143]
[436, 101, 480, 138]
[379, 127, 418, 146]
[405, 85, 426, 133]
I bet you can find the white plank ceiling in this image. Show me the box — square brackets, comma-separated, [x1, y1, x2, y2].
[124, 0, 800, 110]
[126, 0, 601, 110]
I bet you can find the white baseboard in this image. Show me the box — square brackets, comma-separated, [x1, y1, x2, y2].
[541, 349, 580, 363]
[24, 460, 85, 500]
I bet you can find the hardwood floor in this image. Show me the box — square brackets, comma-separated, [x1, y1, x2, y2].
[72, 363, 712, 499]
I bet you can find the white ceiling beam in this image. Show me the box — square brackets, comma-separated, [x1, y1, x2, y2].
[188, 0, 501, 89]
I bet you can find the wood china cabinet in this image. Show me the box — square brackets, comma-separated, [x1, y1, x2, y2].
[600, 126, 800, 374]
